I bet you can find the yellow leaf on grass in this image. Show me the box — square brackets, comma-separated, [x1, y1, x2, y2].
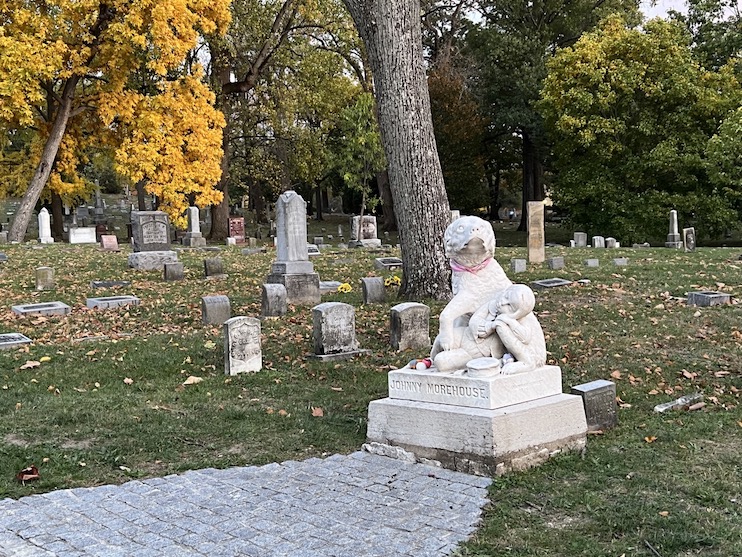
[20, 360, 41, 370]
[644, 436, 657, 443]
[39, 356, 51, 363]
[659, 511, 669, 517]
[183, 376, 203, 385]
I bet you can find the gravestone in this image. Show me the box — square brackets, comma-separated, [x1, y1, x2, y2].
[265, 191, 320, 305]
[313, 236, 324, 245]
[223, 317, 262, 375]
[0, 252, 9, 263]
[683, 227, 696, 252]
[361, 277, 386, 304]
[390, 302, 430, 351]
[35, 267, 54, 291]
[687, 291, 731, 307]
[374, 257, 403, 271]
[228, 216, 246, 244]
[307, 244, 320, 257]
[261, 283, 287, 318]
[527, 201, 545, 264]
[38, 208, 54, 244]
[613, 258, 628, 266]
[573, 232, 587, 247]
[585, 259, 600, 267]
[86, 295, 140, 309]
[450, 210, 461, 221]
[100, 235, 120, 251]
[547, 257, 564, 270]
[320, 281, 342, 293]
[311, 302, 367, 361]
[531, 278, 573, 289]
[12, 301, 71, 316]
[163, 262, 185, 281]
[204, 257, 226, 278]
[0, 231, 8, 244]
[571, 379, 617, 432]
[91, 280, 131, 289]
[201, 295, 231, 325]
[182, 206, 207, 247]
[511, 259, 527, 273]
[69, 227, 97, 244]
[592, 236, 605, 248]
[129, 211, 177, 270]
[605, 237, 617, 249]
[665, 209, 683, 248]
[0, 333, 33, 350]
[350, 215, 382, 248]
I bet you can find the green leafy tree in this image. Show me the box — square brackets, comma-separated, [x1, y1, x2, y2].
[539, 16, 741, 242]
[706, 107, 742, 214]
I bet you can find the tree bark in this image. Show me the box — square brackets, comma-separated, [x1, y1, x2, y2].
[518, 130, 545, 232]
[51, 192, 64, 239]
[8, 78, 78, 242]
[486, 160, 502, 221]
[343, 0, 451, 300]
[377, 169, 397, 232]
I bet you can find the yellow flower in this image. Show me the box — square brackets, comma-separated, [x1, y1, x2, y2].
[338, 283, 352, 293]
[384, 275, 401, 287]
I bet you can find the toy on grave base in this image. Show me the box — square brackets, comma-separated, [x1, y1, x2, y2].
[407, 357, 432, 371]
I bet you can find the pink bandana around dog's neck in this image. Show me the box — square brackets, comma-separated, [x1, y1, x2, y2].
[450, 257, 492, 274]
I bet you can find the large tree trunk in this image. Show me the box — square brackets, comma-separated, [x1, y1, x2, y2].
[51, 192, 64, 240]
[518, 130, 545, 232]
[136, 180, 148, 211]
[486, 160, 502, 221]
[377, 169, 397, 232]
[8, 79, 77, 242]
[343, 0, 451, 301]
[209, 124, 231, 241]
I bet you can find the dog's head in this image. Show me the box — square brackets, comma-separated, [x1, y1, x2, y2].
[444, 216, 496, 267]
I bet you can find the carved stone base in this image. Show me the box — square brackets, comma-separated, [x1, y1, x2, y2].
[128, 251, 178, 271]
[266, 272, 321, 306]
[366, 394, 587, 476]
[182, 234, 206, 248]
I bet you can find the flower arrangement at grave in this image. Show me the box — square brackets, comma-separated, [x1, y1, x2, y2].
[337, 283, 353, 293]
[384, 275, 401, 288]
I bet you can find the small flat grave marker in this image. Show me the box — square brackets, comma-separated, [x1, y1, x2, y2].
[687, 291, 731, 307]
[571, 379, 617, 432]
[320, 281, 342, 294]
[585, 259, 600, 267]
[307, 243, 321, 257]
[531, 278, 573, 290]
[86, 295, 141, 310]
[0, 252, 7, 263]
[374, 257, 403, 271]
[100, 235, 120, 251]
[613, 258, 628, 266]
[511, 259, 527, 273]
[547, 257, 564, 270]
[12, 301, 71, 316]
[0, 333, 33, 350]
[90, 280, 131, 289]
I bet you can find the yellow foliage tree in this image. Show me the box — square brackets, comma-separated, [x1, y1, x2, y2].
[0, 0, 231, 241]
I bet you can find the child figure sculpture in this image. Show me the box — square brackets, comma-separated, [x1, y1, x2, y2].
[432, 284, 546, 374]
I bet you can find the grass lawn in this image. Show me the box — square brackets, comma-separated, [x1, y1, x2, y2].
[1, 225, 741, 555]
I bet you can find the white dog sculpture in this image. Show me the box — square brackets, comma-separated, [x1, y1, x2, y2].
[430, 216, 512, 359]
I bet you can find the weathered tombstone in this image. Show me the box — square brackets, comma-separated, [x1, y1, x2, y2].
[313, 236, 324, 245]
[319, 281, 342, 293]
[261, 283, 287, 318]
[69, 227, 97, 244]
[0, 252, 8, 263]
[201, 295, 231, 325]
[223, 317, 262, 375]
[91, 280, 131, 289]
[613, 258, 628, 266]
[374, 257, 403, 271]
[585, 259, 600, 267]
[265, 191, 320, 305]
[687, 291, 731, 307]
[605, 237, 617, 249]
[511, 259, 527, 273]
[228, 216, 246, 244]
[311, 302, 366, 360]
[0, 231, 8, 244]
[350, 215, 382, 248]
[86, 295, 141, 310]
[100, 235, 120, 251]
[204, 257, 225, 278]
[665, 209, 683, 248]
[35, 267, 54, 291]
[163, 262, 185, 281]
[361, 277, 386, 304]
[527, 202, 545, 264]
[38, 208, 54, 244]
[307, 244, 320, 257]
[571, 380, 617, 432]
[683, 227, 696, 252]
[129, 211, 178, 270]
[573, 232, 588, 247]
[182, 206, 206, 247]
[12, 301, 71, 317]
[632, 242, 651, 248]
[0, 333, 33, 350]
[592, 236, 605, 248]
[531, 277, 573, 289]
[390, 302, 431, 351]
[226, 237, 236, 246]
[547, 257, 564, 270]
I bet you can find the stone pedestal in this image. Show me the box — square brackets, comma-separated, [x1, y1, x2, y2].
[367, 365, 587, 476]
[665, 209, 683, 249]
[527, 202, 545, 264]
[128, 251, 178, 271]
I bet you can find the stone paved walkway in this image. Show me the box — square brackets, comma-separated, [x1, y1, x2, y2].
[0, 451, 491, 557]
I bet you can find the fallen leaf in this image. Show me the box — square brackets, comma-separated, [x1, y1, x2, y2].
[311, 407, 324, 417]
[278, 409, 289, 417]
[204, 341, 216, 350]
[330, 387, 343, 392]
[39, 356, 51, 363]
[659, 511, 669, 517]
[183, 376, 203, 385]
[16, 465, 40, 483]
[20, 360, 41, 370]
[123, 377, 134, 385]
[644, 436, 657, 443]
[610, 370, 622, 379]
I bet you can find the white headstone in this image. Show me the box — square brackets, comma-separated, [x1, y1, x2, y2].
[38, 208, 54, 244]
[276, 191, 309, 262]
[224, 317, 262, 375]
